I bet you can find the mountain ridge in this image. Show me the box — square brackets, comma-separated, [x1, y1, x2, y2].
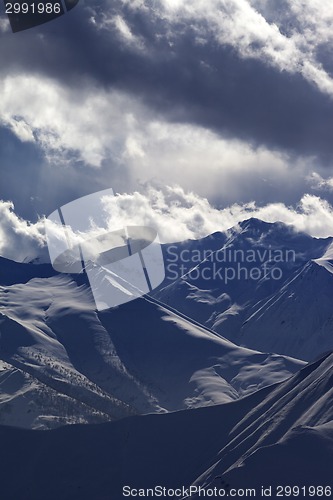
[156, 218, 333, 361]
[0, 351, 331, 500]
[0, 262, 303, 429]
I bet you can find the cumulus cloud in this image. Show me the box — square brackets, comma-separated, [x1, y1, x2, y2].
[101, 186, 333, 241]
[2, 188, 333, 263]
[307, 172, 333, 192]
[0, 201, 46, 262]
[1, 73, 316, 212]
[0, 75, 144, 167]
[2, 0, 333, 228]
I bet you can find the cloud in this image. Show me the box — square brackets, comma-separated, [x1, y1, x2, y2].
[155, 0, 333, 96]
[0, 201, 46, 262]
[2, 0, 333, 235]
[0, 74, 141, 167]
[307, 172, 333, 192]
[101, 186, 333, 241]
[116, 0, 333, 97]
[248, 194, 333, 238]
[1, 73, 322, 221]
[1, 0, 333, 164]
[2, 188, 333, 263]
[3, 70, 333, 229]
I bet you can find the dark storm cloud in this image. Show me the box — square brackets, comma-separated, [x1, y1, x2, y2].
[1, 1, 333, 164]
[3, 1, 333, 260]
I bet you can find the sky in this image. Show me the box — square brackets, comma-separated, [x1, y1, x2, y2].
[1, 0, 333, 261]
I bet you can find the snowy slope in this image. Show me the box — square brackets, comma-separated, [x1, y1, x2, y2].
[0, 352, 331, 500]
[194, 351, 333, 495]
[159, 230, 227, 285]
[157, 219, 333, 361]
[0, 360, 108, 429]
[237, 260, 333, 359]
[0, 258, 303, 428]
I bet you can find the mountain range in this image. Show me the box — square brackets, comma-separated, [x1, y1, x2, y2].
[1, 352, 332, 499]
[157, 218, 333, 361]
[0, 252, 303, 428]
[0, 218, 332, 499]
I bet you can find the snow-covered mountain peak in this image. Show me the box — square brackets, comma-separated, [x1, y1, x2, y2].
[238, 217, 274, 232]
[157, 219, 333, 361]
